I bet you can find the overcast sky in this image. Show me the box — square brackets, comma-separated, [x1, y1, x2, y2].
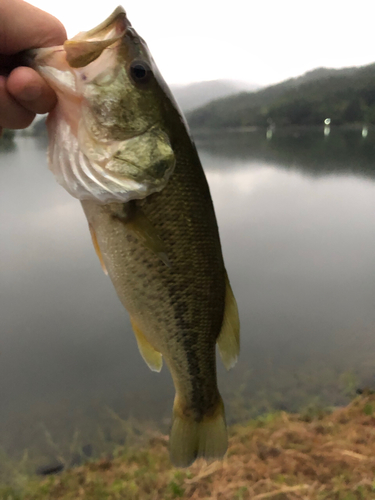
[28, 0, 375, 86]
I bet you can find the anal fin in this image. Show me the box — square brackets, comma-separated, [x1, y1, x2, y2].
[130, 318, 163, 373]
[89, 223, 108, 275]
[217, 272, 240, 370]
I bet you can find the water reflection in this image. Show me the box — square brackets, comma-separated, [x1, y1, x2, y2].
[195, 128, 375, 179]
[1, 131, 375, 470]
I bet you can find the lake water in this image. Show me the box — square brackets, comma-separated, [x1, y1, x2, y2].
[1, 128, 375, 469]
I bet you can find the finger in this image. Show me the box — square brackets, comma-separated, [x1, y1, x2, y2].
[0, 75, 35, 129]
[7, 66, 57, 114]
[0, 0, 66, 54]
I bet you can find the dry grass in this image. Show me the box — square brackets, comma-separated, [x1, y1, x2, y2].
[3, 395, 375, 499]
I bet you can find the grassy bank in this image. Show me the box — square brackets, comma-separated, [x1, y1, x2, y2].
[2, 395, 375, 499]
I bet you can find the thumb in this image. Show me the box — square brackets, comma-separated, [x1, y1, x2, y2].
[0, 0, 66, 54]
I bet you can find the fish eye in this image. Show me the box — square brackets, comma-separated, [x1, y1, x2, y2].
[130, 60, 152, 84]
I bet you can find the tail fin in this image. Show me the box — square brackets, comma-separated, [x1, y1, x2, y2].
[169, 397, 227, 468]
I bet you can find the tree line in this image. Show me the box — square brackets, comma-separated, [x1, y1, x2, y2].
[187, 64, 375, 129]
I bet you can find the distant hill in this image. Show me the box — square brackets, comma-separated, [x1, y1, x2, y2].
[187, 64, 375, 129]
[0, 129, 15, 140]
[18, 115, 47, 137]
[0, 128, 16, 151]
[170, 79, 259, 112]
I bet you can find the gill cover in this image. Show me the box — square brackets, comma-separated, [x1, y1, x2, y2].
[31, 6, 176, 204]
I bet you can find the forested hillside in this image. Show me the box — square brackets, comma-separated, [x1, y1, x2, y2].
[188, 64, 375, 129]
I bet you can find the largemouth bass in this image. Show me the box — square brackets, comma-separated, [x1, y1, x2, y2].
[30, 6, 240, 467]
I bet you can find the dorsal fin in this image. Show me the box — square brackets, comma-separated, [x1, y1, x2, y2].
[217, 273, 240, 370]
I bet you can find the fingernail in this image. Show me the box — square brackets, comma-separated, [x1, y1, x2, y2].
[18, 85, 42, 101]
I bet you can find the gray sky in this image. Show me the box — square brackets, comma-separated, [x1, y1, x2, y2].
[28, 0, 375, 86]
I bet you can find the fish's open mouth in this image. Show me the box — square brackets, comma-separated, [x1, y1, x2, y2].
[64, 6, 130, 68]
[28, 6, 130, 70]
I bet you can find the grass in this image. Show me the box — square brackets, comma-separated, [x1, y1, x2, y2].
[2, 394, 375, 499]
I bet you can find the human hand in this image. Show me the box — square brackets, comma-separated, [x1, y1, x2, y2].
[0, 0, 66, 132]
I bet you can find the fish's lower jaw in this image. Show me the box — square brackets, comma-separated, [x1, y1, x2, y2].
[169, 397, 228, 468]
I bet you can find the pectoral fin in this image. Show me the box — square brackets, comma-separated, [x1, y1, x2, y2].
[130, 318, 163, 373]
[217, 273, 240, 370]
[88, 223, 108, 275]
[115, 203, 171, 267]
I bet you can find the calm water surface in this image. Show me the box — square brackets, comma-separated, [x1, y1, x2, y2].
[1, 129, 375, 466]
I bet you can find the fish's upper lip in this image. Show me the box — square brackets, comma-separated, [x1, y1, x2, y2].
[26, 7, 131, 68]
[75, 6, 130, 41]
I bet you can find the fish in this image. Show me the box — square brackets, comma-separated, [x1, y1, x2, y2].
[29, 6, 240, 467]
